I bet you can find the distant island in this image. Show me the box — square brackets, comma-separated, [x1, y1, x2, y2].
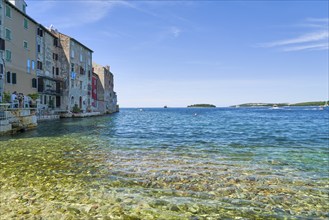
[187, 104, 216, 108]
[232, 101, 328, 107]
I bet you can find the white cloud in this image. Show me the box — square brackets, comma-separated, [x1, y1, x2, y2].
[169, 26, 182, 38]
[258, 18, 329, 52]
[58, 1, 120, 29]
[261, 31, 328, 47]
[27, 0, 127, 29]
[283, 43, 329, 52]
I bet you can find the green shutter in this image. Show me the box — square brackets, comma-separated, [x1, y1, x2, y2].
[6, 50, 11, 62]
[5, 6, 11, 18]
[5, 29, 11, 40]
[12, 73, 17, 84]
[24, 19, 28, 29]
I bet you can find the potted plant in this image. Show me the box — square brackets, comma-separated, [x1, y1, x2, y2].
[27, 93, 39, 108]
[3, 92, 11, 103]
[72, 104, 81, 113]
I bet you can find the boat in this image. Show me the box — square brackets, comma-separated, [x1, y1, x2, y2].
[164, 106, 167, 108]
[320, 101, 328, 110]
[271, 104, 279, 109]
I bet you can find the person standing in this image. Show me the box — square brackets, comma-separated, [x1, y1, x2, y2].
[11, 91, 18, 108]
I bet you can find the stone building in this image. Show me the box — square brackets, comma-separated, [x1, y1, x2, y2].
[36, 25, 64, 110]
[93, 63, 118, 113]
[0, 0, 118, 115]
[52, 32, 93, 113]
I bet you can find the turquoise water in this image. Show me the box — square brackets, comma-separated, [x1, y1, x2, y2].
[0, 107, 328, 219]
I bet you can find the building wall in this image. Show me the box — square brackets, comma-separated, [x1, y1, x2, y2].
[8, 0, 26, 13]
[93, 62, 118, 113]
[0, 1, 117, 112]
[0, 0, 5, 100]
[36, 27, 65, 110]
[91, 72, 105, 113]
[56, 33, 92, 112]
[3, 1, 37, 96]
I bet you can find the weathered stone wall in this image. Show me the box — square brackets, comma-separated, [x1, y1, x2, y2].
[0, 110, 37, 135]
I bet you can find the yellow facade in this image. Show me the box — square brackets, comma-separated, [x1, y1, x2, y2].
[3, 1, 37, 96]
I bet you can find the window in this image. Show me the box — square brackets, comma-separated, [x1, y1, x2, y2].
[23, 18, 28, 29]
[0, 38, 5, 50]
[5, 50, 11, 62]
[56, 67, 59, 75]
[5, 5, 11, 18]
[53, 38, 58, 47]
[37, 44, 41, 53]
[32, 60, 35, 70]
[6, 71, 10, 83]
[0, 64, 3, 75]
[5, 28, 11, 40]
[80, 66, 85, 75]
[22, 4, 26, 13]
[53, 53, 58, 61]
[24, 41, 28, 49]
[12, 73, 16, 84]
[37, 61, 43, 70]
[71, 63, 75, 72]
[52, 66, 55, 75]
[80, 54, 83, 62]
[27, 59, 31, 73]
[32, 78, 37, 88]
[71, 49, 75, 58]
[71, 79, 74, 88]
[37, 28, 43, 37]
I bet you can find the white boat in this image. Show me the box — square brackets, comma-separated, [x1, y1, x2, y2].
[271, 104, 279, 109]
[320, 101, 328, 110]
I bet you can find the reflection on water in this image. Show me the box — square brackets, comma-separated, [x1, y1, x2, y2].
[0, 108, 328, 219]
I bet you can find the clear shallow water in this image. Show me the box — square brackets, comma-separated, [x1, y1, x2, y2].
[0, 107, 328, 219]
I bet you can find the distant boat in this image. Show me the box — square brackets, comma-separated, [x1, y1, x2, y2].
[271, 104, 279, 109]
[319, 101, 328, 110]
[164, 106, 168, 108]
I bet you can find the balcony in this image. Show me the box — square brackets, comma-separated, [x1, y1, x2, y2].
[38, 74, 63, 82]
[38, 87, 63, 96]
[38, 79, 63, 96]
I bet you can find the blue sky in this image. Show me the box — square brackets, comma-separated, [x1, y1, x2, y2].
[26, 0, 328, 107]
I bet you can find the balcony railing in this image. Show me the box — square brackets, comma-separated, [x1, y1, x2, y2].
[38, 86, 62, 96]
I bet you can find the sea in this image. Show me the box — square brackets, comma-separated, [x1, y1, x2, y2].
[0, 107, 328, 219]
